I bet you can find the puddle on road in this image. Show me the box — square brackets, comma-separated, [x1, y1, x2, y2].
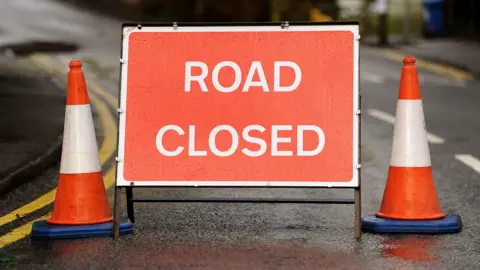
[381, 236, 439, 263]
[25, 240, 366, 269]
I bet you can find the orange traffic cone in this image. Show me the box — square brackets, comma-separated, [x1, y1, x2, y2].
[30, 60, 133, 240]
[47, 60, 113, 225]
[376, 56, 445, 220]
[361, 56, 462, 233]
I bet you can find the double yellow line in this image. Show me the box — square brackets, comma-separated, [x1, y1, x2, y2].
[379, 49, 474, 82]
[0, 54, 119, 249]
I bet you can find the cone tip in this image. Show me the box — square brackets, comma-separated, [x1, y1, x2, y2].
[403, 56, 416, 65]
[69, 60, 82, 68]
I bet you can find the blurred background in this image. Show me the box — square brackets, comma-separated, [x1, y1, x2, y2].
[0, 1, 479, 268]
[60, 0, 480, 45]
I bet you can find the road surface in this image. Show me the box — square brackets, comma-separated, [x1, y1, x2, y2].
[0, 0, 479, 269]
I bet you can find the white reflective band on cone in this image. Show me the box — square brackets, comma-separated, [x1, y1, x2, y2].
[60, 104, 102, 174]
[390, 100, 432, 167]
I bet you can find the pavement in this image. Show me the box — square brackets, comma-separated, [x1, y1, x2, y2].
[363, 35, 480, 80]
[396, 38, 480, 78]
[0, 55, 64, 195]
[0, 0, 480, 269]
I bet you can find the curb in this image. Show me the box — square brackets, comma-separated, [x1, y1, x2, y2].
[0, 55, 65, 195]
[0, 136, 63, 195]
[0, 54, 109, 196]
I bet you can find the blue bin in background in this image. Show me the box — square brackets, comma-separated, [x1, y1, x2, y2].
[423, 0, 445, 35]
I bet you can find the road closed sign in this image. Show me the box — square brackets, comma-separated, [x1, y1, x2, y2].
[116, 23, 360, 187]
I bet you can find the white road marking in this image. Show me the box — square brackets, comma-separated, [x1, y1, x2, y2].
[455, 154, 480, 174]
[367, 109, 445, 144]
[361, 72, 385, 84]
[367, 109, 395, 124]
[453, 78, 468, 87]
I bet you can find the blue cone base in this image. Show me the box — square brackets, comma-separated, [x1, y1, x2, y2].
[361, 214, 462, 234]
[30, 219, 133, 240]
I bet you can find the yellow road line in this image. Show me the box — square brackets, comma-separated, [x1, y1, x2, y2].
[0, 54, 119, 248]
[0, 189, 55, 228]
[0, 164, 116, 248]
[0, 91, 116, 228]
[89, 82, 118, 110]
[379, 49, 474, 81]
[0, 57, 117, 228]
[29, 54, 65, 78]
[0, 53, 119, 248]
[29, 53, 119, 158]
[31, 53, 119, 109]
[30, 53, 119, 163]
[0, 214, 50, 248]
[29, 53, 119, 163]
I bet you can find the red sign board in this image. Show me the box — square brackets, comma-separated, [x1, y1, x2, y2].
[116, 24, 360, 187]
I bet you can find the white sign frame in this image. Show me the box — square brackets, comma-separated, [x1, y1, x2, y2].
[115, 23, 360, 188]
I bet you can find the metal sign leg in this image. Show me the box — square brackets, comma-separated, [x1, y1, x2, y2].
[126, 187, 135, 223]
[113, 186, 122, 239]
[355, 187, 361, 240]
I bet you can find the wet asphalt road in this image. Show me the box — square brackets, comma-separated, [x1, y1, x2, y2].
[1, 0, 480, 269]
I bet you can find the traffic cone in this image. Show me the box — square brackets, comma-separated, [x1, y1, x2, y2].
[361, 56, 462, 234]
[47, 60, 112, 225]
[31, 60, 133, 239]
